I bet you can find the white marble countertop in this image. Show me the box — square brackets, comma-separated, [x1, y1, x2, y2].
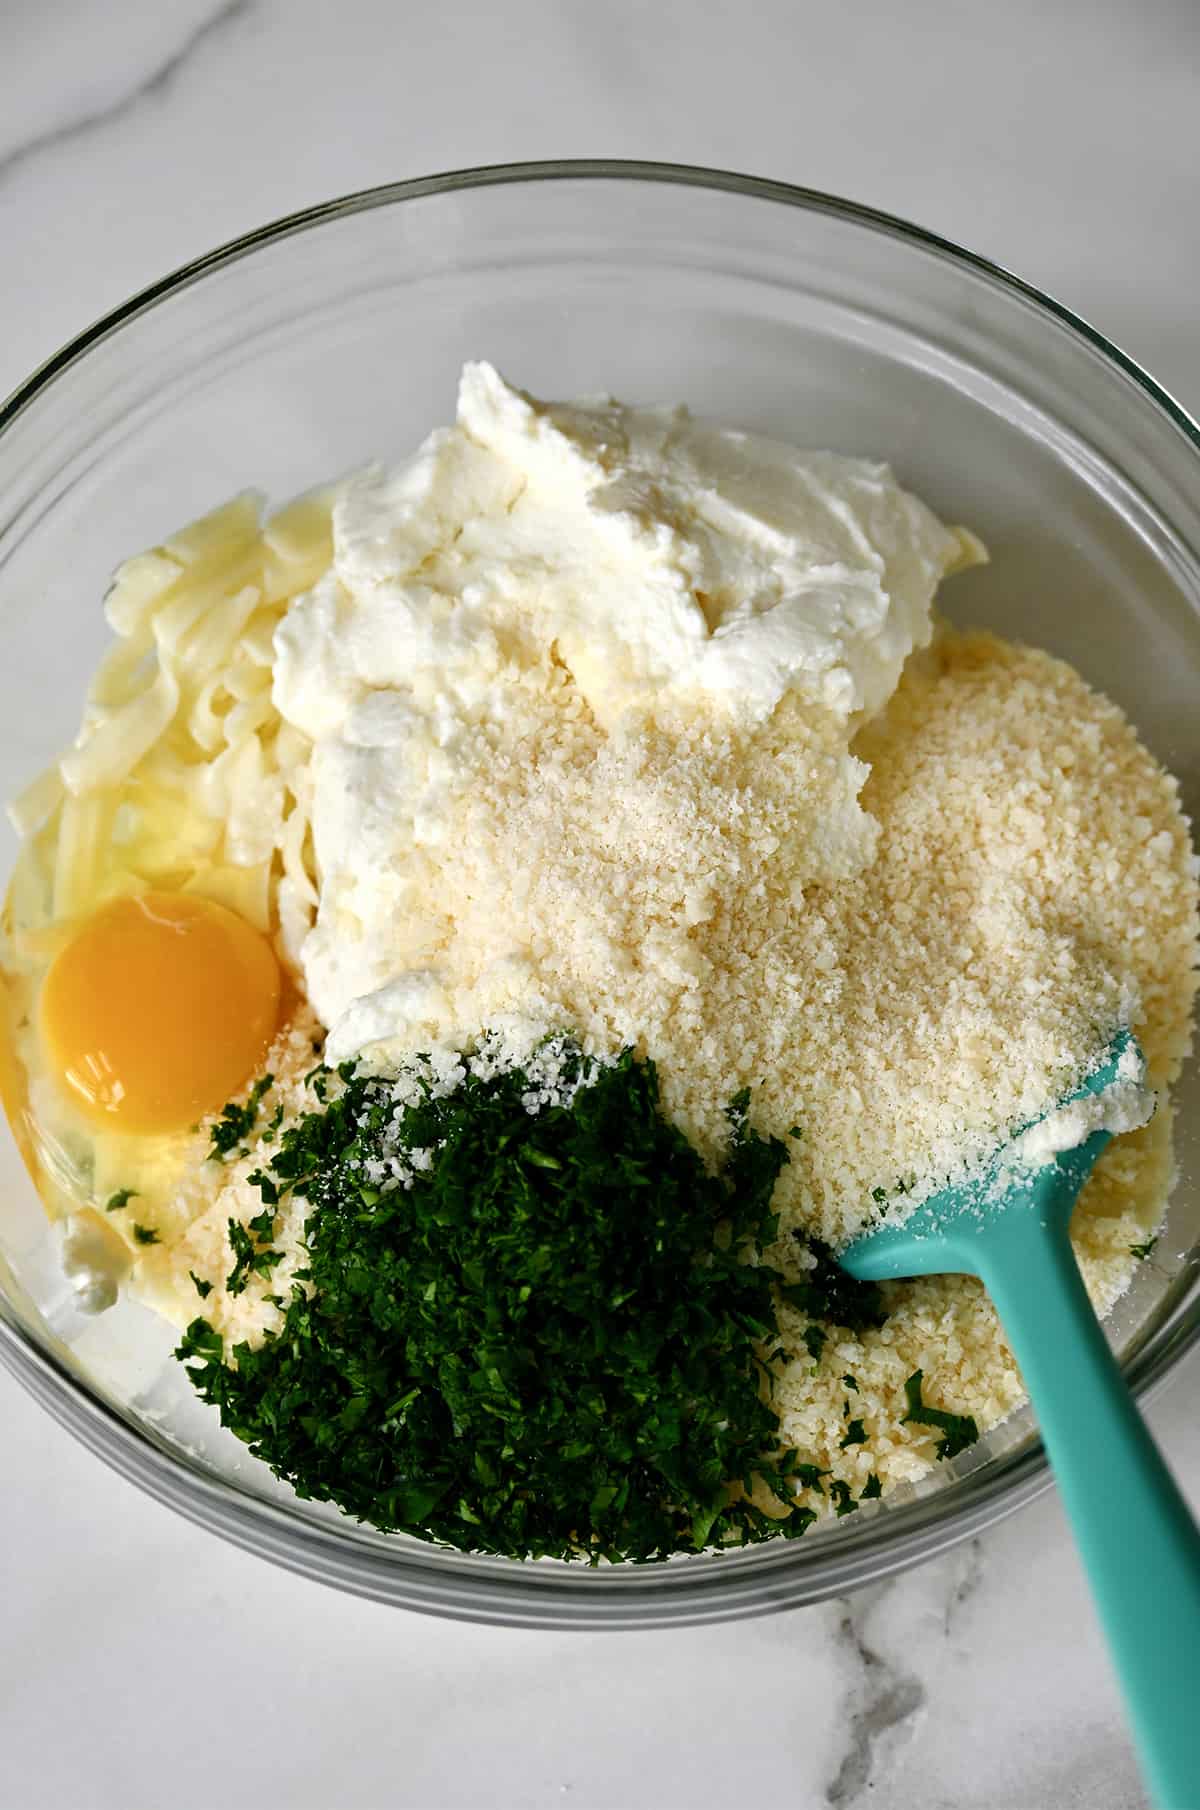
[2, 3, 1199, 1806]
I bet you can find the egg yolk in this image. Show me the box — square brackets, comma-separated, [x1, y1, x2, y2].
[39, 891, 281, 1135]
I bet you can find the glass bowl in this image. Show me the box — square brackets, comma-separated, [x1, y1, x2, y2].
[2, 161, 1199, 1631]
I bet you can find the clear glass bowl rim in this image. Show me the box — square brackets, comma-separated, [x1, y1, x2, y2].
[2, 157, 1199, 1629]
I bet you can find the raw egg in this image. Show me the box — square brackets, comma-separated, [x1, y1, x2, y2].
[39, 891, 280, 1135]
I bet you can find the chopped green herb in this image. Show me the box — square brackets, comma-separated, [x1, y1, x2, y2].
[176, 1048, 842, 1562]
[870, 1186, 888, 1204]
[828, 1479, 858, 1516]
[802, 1323, 827, 1364]
[784, 1460, 828, 1492]
[901, 1369, 979, 1461]
[780, 1239, 886, 1333]
[246, 1168, 280, 1206]
[177, 1319, 223, 1366]
[860, 1472, 882, 1500]
[132, 1224, 160, 1246]
[524, 1148, 562, 1171]
[725, 1085, 751, 1122]
[840, 1418, 867, 1448]
[1130, 1237, 1159, 1261]
[842, 1374, 858, 1391]
[104, 1188, 137, 1212]
[788, 1125, 804, 1139]
[225, 1217, 283, 1297]
[260, 1102, 286, 1145]
[208, 1075, 275, 1159]
[189, 1271, 214, 1300]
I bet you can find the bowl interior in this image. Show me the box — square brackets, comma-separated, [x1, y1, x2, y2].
[2, 167, 1199, 1625]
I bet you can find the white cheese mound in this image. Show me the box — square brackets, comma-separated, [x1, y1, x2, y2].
[273, 363, 973, 1068]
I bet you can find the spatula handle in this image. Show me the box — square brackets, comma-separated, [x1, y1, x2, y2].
[979, 1181, 1200, 1810]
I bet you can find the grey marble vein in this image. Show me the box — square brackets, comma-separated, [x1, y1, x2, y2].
[0, 0, 251, 190]
[943, 1536, 986, 1637]
[826, 1583, 928, 1807]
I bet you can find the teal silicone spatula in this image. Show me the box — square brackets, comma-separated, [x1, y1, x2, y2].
[841, 1031, 1200, 1810]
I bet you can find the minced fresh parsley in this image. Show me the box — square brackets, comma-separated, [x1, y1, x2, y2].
[1130, 1237, 1158, 1261]
[861, 1473, 882, 1500]
[176, 1047, 886, 1562]
[901, 1369, 978, 1460]
[791, 1462, 828, 1492]
[781, 1240, 886, 1333]
[131, 1224, 160, 1246]
[802, 1324, 827, 1364]
[260, 1102, 285, 1145]
[840, 1418, 867, 1448]
[828, 1479, 858, 1516]
[208, 1075, 274, 1159]
[190, 1271, 214, 1300]
[225, 1211, 283, 1297]
[104, 1188, 137, 1211]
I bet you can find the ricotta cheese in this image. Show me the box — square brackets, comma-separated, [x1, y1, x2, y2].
[273, 362, 972, 1063]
